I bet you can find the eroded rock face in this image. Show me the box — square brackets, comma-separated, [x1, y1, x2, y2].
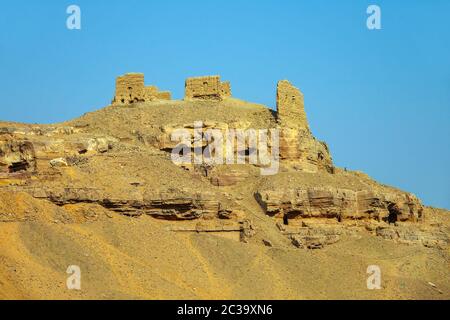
[143, 190, 220, 220]
[375, 225, 448, 249]
[254, 186, 442, 249]
[87, 137, 118, 153]
[278, 218, 449, 250]
[255, 187, 424, 223]
[157, 121, 334, 181]
[275, 81, 334, 173]
[146, 80, 336, 177]
[18, 186, 224, 221]
[279, 128, 334, 173]
[208, 168, 251, 186]
[0, 136, 36, 174]
[290, 233, 340, 249]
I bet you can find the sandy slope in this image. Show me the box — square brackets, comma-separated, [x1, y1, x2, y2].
[0, 212, 448, 300]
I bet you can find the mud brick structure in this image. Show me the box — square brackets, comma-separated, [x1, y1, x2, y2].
[113, 73, 145, 104]
[185, 75, 232, 100]
[112, 73, 171, 105]
[154, 91, 172, 100]
[220, 81, 231, 98]
[276, 80, 309, 131]
[275, 80, 333, 172]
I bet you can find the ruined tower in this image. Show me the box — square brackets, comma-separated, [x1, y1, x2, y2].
[276, 80, 309, 131]
[276, 80, 333, 172]
[185, 75, 232, 100]
[114, 73, 145, 105]
[112, 73, 171, 105]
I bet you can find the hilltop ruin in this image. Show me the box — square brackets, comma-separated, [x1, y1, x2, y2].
[0, 71, 448, 300]
[112, 73, 171, 105]
[112, 73, 234, 104]
[0, 73, 445, 247]
[185, 75, 231, 100]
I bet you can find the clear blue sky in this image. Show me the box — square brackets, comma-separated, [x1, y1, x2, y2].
[0, 0, 449, 209]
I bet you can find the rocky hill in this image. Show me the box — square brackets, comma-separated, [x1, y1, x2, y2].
[0, 74, 448, 299]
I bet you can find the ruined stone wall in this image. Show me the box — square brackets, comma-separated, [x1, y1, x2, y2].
[185, 76, 231, 100]
[256, 187, 424, 223]
[277, 80, 309, 163]
[220, 81, 231, 98]
[276, 80, 333, 172]
[143, 86, 172, 101]
[155, 91, 172, 100]
[185, 76, 221, 100]
[276, 80, 309, 131]
[113, 74, 171, 105]
[143, 86, 158, 101]
[114, 73, 145, 105]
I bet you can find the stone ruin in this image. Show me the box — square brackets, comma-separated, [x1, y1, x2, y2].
[276, 80, 309, 131]
[112, 73, 232, 104]
[185, 75, 231, 100]
[117, 73, 333, 174]
[112, 73, 171, 105]
[276, 80, 333, 172]
[110, 73, 331, 172]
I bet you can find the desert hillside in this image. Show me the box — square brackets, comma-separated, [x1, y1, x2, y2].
[0, 75, 448, 299]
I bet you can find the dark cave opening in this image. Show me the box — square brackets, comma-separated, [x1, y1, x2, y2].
[387, 203, 400, 224]
[8, 160, 29, 173]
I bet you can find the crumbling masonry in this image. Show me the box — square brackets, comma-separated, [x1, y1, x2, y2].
[276, 80, 333, 172]
[112, 73, 171, 105]
[276, 80, 309, 131]
[185, 75, 231, 100]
